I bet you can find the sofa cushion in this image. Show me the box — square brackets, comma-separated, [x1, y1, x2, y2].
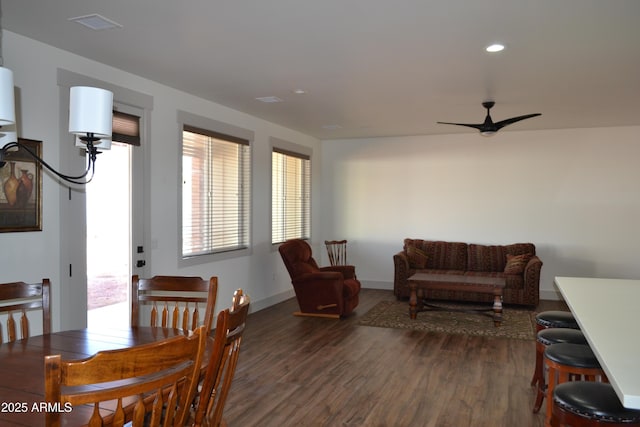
[463, 270, 525, 290]
[407, 240, 467, 270]
[463, 271, 506, 278]
[429, 241, 468, 270]
[419, 269, 467, 277]
[404, 238, 426, 253]
[467, 244, 506, 272]
[505, 274, 525, 290]
[504, 253, 532, 274]
[406, 245, 428, 268]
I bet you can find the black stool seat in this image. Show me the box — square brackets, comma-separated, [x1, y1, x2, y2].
[537, 328, 587, 346]
[545, 343, 601, 369]
[554, 382, 640, 424]
[536, 310, 580, 329]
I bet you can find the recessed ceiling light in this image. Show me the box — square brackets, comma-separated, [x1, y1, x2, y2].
[292, 89, 307, 95]
[486, 43, 505, 53]
[255, 96, 283, 103]
[68, 14, 123, 31]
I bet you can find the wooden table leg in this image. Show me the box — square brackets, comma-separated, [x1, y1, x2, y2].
[492, 291, 503, 327]
[409, 282, 418, 319]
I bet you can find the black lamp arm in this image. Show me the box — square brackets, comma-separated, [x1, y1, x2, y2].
[0, 136, 100, 185]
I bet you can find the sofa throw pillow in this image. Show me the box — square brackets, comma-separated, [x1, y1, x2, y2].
[504, 253, 532, 274]
[407, 245, 428, 269]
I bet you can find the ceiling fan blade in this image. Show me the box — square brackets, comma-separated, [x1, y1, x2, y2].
[493, 113, 541, 131]
[436, 121, 484, 131]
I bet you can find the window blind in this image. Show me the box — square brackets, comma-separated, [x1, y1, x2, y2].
[182, 127, 251, 257]
[112, 110, 140, 146]
[272, 149, 311, 244]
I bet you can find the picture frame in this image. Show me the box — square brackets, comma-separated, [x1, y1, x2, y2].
[0, 138, 42, 232]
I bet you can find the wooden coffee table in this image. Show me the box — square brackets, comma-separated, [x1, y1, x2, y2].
[408, 272, 506, 326]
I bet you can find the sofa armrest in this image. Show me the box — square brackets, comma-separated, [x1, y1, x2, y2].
[393, 251, 415, 299]
[523, 255, 543, 306]
[319, 265, 356, 279]
[293, 271, 343, 283]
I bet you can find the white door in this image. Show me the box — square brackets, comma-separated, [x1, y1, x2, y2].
[86, 104, 146, 328]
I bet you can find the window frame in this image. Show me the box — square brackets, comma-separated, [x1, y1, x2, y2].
[178, 111, 254, 264]
[270, 138, 312, 245]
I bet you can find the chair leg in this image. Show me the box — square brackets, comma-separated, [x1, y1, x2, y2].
[545, 364, 563, 427]
[532, 341, 545, 413]
[533, 383, 545, 414]
[531, 340, 543, 387]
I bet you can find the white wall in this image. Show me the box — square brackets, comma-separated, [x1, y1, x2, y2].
[321, 127, 640, 300]
[2, 31, 321, 332]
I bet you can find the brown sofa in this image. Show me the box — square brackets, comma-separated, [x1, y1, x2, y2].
[393, 238, 542, 306]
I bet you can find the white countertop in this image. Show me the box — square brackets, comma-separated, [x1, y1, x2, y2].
[554, 276, 640, 409]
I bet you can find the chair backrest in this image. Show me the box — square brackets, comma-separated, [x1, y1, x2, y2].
[131, 275, 217, 332]
[0, 279, 51, 343]
[325, 240, 348, 266]
[44, 325, 207, 427]
[193, 289, 250, 427]
[278, 239, 320, 279]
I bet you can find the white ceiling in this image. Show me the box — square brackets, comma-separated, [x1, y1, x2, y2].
[3, 0, 640, 139]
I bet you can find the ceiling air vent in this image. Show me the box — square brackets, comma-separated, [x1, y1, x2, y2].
[255, 96, 283, 103]
[68, 14, 123, 31]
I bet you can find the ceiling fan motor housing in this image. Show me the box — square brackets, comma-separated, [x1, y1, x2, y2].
[437, 101, 541, 135]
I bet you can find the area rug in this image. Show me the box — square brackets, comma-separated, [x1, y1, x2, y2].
[357, 300, 536, 340]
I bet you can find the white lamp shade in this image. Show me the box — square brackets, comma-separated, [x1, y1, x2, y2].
[0, 67, 16, 126]
[68, 86, 113, 138]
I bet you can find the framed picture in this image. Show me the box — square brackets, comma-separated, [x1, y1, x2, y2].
[0, 138, 42, 232]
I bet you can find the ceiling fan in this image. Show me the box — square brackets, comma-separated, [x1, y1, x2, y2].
[437, 101, 541, 136]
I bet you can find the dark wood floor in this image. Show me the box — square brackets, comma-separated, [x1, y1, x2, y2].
[224, 288, 568, 427]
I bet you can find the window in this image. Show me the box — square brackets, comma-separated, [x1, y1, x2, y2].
[182, 125, 251, 257]
[272, 148, 311, 244]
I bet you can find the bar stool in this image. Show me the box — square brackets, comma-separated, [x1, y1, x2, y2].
[552, 382, 640, 426]
[532, 328, 588, 413]
[531, 310, 581, 393]
[544, 343, 608, 426]
[535, 310, 580, 334]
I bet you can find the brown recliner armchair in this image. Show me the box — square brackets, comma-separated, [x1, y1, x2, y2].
[278, 239, 361, 318]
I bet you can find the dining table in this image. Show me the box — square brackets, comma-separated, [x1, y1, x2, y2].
[0, 326, 197, 426]
[554, 276, 640, 409]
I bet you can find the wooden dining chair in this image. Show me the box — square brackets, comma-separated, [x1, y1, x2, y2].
[131, 275, 217, 332]
[192, 289, 250, 427]
[0, 278, 51, 343]
[44, 325, 208, 427]
[325, 239, 348, 266]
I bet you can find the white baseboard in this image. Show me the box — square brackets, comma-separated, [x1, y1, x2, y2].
[250, 288, 295, 313]
[360, 280, 393, 290]
[540, 289, 562, 301]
